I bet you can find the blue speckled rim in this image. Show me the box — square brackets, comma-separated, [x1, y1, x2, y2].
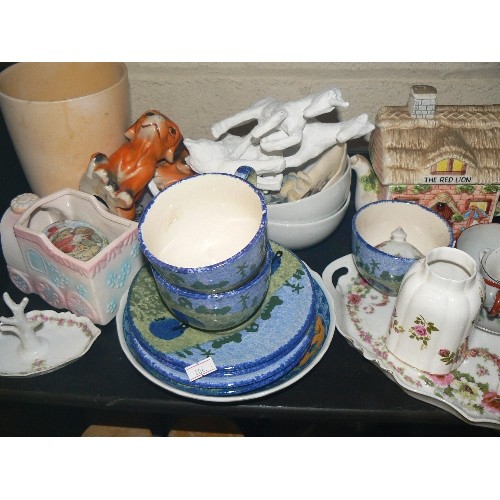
[152, 243, 272, 298]
[138, 172, 268, 274]
[352, 199, 454, 261]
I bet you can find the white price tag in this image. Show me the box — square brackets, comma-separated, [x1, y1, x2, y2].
[185, 357, 217, 382]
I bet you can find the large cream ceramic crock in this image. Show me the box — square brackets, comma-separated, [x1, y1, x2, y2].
[0, 62, 130, 197]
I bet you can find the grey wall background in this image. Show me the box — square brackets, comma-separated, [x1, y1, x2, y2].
[126, 62, 500, 144]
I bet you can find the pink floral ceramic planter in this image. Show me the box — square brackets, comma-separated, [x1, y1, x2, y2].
[0, 189, 144, 325]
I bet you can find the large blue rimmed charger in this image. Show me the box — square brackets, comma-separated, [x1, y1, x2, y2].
[121, 265, 329, 395]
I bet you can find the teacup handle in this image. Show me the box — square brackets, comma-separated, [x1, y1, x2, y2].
[479, 248, 492, 263]
[488, 289, 500, 317]
[235, 166, 257, 187]
[321, 254, 356, 303]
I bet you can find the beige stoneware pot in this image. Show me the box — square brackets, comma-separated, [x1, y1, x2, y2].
[0, 62, 130, 197]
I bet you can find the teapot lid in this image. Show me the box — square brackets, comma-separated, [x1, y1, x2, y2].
[375, 226, 424, 259]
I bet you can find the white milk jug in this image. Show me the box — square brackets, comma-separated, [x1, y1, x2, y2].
[386, 246, 484, 374]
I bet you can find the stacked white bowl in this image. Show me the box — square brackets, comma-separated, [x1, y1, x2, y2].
[267, 143, 351, 250]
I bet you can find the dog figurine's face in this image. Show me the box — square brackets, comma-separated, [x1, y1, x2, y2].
[125, 110, 184, 163]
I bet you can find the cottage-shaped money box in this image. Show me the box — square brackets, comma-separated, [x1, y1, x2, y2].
[353, 85, 500, 239]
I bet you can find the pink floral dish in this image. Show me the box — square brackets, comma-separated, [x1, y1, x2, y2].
[0, 293, 101, 377]
[322, 254, 500, 429]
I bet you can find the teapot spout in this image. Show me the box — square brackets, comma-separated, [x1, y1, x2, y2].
[351, 154, 380, 210]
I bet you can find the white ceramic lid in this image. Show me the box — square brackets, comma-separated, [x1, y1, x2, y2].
[375, 226, 424, 259]
[482, 247, 500, 281]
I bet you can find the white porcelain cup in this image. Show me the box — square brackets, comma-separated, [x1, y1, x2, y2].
[0, 62, 130, 197]
[479, 247, 500, 318]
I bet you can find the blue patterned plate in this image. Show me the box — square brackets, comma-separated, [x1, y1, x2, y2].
[123, 298, 315, 393]
[117, 266, 335, 402]
[124, 242, 316, 378]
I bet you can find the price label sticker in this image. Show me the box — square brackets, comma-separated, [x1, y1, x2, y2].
[185, 357, 217, 382]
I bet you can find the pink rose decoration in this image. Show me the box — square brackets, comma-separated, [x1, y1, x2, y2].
[428, 372, 454, 387]
[413, 324, 427, 337]
[482, 392, 500, 414]
[348, 293, 361, 305]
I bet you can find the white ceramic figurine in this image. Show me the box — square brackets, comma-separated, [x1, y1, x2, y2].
[185, 87, 373, 192]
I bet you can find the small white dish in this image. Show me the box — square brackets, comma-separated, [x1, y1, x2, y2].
[322, 254, 500, 429]
[0, 308, 101, 376]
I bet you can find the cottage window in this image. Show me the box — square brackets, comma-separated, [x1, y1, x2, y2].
[467, 199, 491, 213]
[433, 159, 466, 175]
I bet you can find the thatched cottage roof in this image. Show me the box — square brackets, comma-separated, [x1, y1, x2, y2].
[369, 104, 500, 185]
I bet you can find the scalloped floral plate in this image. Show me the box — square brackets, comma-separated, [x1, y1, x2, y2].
[0, 309, 101, 376]
[322, 254, 500, 429]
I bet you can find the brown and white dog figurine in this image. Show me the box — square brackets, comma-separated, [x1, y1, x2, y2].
[80, 110, 193, 219]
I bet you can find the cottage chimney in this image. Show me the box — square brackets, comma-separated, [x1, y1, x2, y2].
[408, 85, 437, 119]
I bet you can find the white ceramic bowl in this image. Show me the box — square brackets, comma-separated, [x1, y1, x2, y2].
[267, 193, 350, 250]
[267, 144, 350, 224]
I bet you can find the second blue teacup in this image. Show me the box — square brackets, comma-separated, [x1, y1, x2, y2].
[152, 243, 273, 331]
